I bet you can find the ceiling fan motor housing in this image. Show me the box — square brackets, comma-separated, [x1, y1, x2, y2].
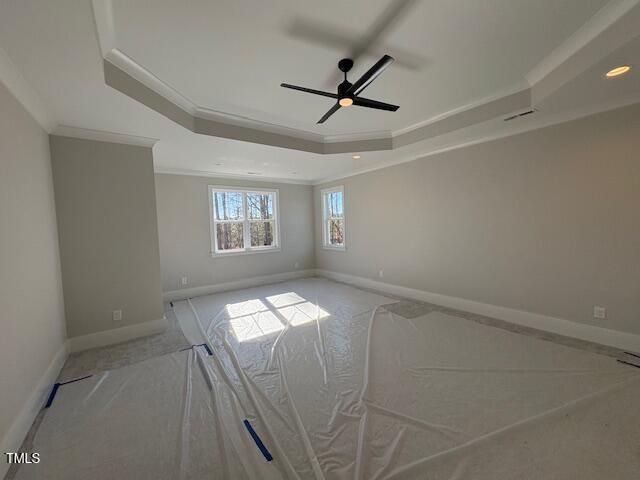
[338, 80, 353, 97]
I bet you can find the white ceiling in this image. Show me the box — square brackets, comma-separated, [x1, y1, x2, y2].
[110, 0, 607, 135]
[0, 0, 638, 183]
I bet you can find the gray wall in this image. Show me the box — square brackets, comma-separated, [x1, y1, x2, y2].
[155, 174, 314, 293]
[50, 136, 164, 337]
[0, 83, 66, 445]
[315, 103, 640, 335]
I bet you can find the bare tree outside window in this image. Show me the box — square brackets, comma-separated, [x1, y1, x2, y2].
[322, 186, 345, 249]
[214, 191, 244, 250]
[247, 193, 274, 247]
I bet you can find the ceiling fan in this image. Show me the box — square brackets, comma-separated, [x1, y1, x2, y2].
[281, 55, 399, 124]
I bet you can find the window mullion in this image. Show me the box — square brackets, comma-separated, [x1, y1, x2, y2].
[326, 219, 331, 245]
[243, 193, 250, 251]
[324, 195, 329, 246]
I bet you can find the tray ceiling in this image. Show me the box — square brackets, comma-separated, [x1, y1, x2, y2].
[0, 0, 638, 182]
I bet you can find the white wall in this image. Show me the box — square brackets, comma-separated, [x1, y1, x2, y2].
[0, 82, 66, 463]
[50, 136, 164, 339]
[155, 174, 315, 294]
[315, 103, 640, 336]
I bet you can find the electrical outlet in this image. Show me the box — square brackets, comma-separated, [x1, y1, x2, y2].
[112, 309, 123, 322]
[593, 306, 606, 320]
[181, 276, 188, 286]
[294, 262, 299, 270]
[378, 269, 384, 279]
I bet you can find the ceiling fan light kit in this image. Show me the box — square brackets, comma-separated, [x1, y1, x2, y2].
[281, 55, 399, 124]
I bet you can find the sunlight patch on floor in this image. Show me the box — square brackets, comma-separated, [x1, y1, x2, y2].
[226, 293, 330, 341]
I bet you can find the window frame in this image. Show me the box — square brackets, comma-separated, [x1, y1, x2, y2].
[321, 185, 346, 251]
[209, 185, 281, 257]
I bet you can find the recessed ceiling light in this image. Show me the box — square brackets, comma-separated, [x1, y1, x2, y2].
[352, 154, 361, 160]
[605, 65, 631, 77]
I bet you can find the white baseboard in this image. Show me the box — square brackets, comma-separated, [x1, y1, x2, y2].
[316, 269, 640, 353]
[0, 342, 67, 479]
[67, 317, 169, 353]
[163, 269, 316, 302]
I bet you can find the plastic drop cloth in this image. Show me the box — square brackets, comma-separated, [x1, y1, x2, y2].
[16, 278, 640, 479]
[14, 347, 286, 480]
[173, 278, 640, 479]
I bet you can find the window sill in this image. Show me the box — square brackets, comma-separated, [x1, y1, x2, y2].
[322, 245, 346, 252]
[211, 247, 281, 258]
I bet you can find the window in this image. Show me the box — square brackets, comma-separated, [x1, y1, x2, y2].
[321, 185, 345, 250]
[209, 186, 279, 256]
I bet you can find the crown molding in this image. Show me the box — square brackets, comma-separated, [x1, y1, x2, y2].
[195, 106, 324, 142]
[526, 0, 639, 85]
[105, 48, 197, 116]
[323, 130, 392, 143]
[154, 167, 313, 185]
[313, 94, 640, 186]
[103, 56, 538, 155]
[91, 0, 116, 56]
[393, 88, 531, 148]
[103, 46, 394, 147]
[52, 125, 158, 147]
[392, 82, 530, 137]
[528, 0, 640, 103]
[91, 0, 639, 156]
[90, 0, 532, 153]
[0, 46, 56, 133]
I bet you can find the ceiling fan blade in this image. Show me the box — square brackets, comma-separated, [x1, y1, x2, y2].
[347, 55, 395, 96]
[353, 97, 399, 111]
[286, 0, 419, 88]
[280, 83, 338, 99]
[349, 0, 417, 63]
[317, 103, 341, 124]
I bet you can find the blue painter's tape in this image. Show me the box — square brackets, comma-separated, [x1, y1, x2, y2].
[200, 343, 213, 356]
[45, 375, 93, 408]
[45, 383, 60, 408]
[179, 344, 213, 356]
[243, 419, 273, 462]
[59, 375, 92, 386]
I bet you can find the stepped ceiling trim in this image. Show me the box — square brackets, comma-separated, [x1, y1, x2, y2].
[92, 0, 639, 153]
